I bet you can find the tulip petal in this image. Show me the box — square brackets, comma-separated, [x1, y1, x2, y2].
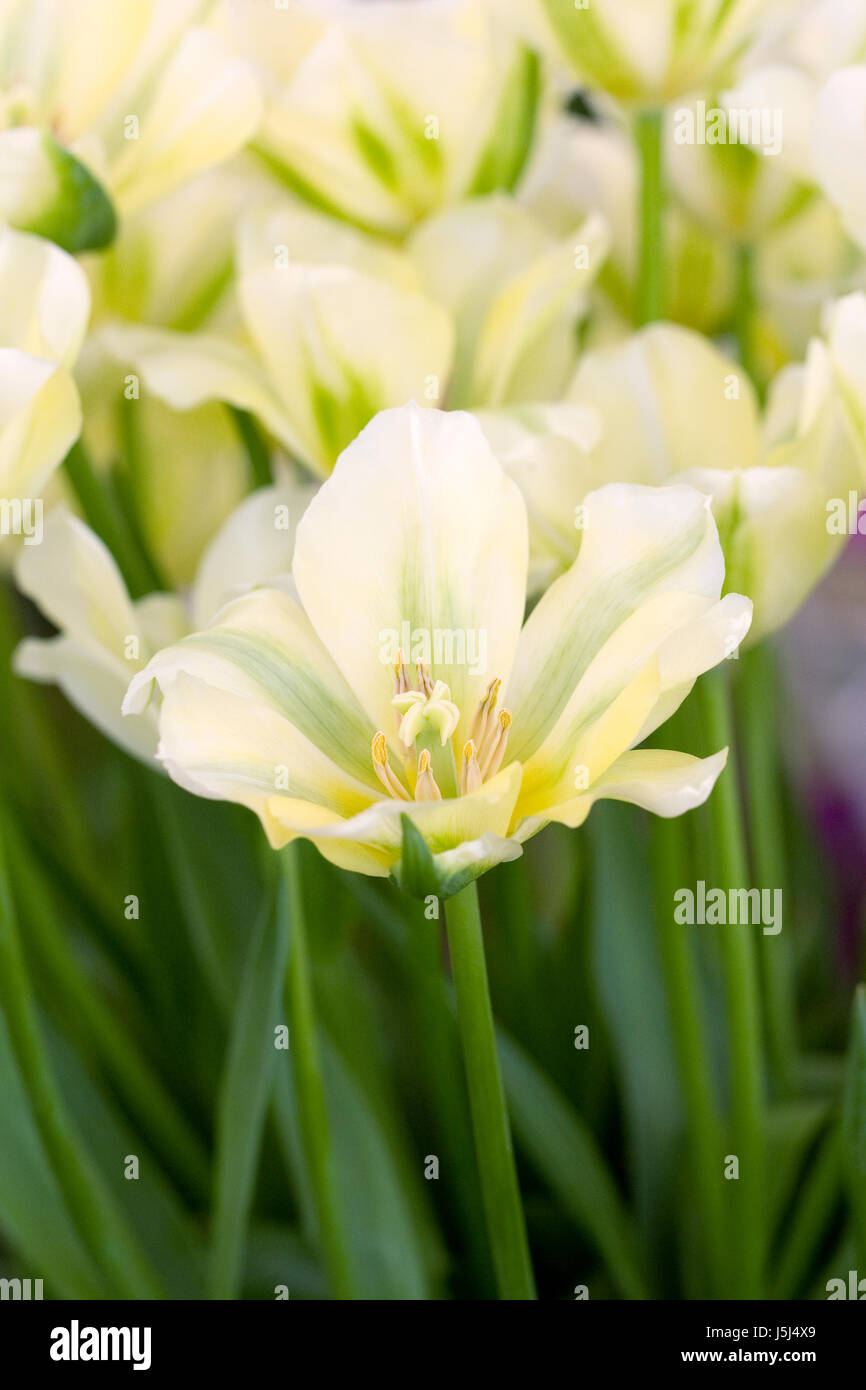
[566, 322, 761, 484]
[190, 472, 314, 630]
[268, 761, 523, 883]
[101, 323, 306, 460]
[109, 29, 263, 215]
[124, 585, 382, 798]
[238, 259, 454, 472]
[517, 747, 730, 837]
[506, 482, 730, 767]
[292, 403, 528, 746]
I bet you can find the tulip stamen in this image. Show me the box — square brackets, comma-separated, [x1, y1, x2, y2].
[469, 677, 501, 749]
[372, 731, 411, 800]
[415, 748, 442, 801]
[479, 709, 512, 780]
[461, 740, 482, 795]
[393, 649, 411, 695]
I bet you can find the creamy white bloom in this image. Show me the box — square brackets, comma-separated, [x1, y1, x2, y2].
[0, 0, 262, 247]
[493, 0, 775, 103]
[0, 225, 89, 501]
[14, 472, 311, 762]
[501, 303, 866, 641]
[102, 194, 605, 471]
[121, 403, 751, 894]
[242, 0, 542, 237]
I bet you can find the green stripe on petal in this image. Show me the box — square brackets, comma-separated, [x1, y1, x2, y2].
[292, 404, 528, 748]
[125, 587, 382, 796]
[506, 483, 725, 763]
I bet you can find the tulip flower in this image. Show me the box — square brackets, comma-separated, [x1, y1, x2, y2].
[493, 0, 774, 104]
[0, 224, 89, 506]
[14, 473, 311, 761]
[0, 0, 262, 250]
[495, 299, 866, 642]
[121, 403, 751, 897]
[241, 0, 542, 237]
[102, 196, 605, 474]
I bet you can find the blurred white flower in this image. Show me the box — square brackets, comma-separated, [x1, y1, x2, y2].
[0, 224, 89, 503]
[14, 471, 312, 761]
[0, 0, 262, 248]
[238, 0, 542, 237]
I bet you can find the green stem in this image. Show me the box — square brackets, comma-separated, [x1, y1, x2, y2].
[281, 845, 353, 1299]
[0, 809, 164, 1298]
[696, 668, 766, 1299]
[405, 903, 495, 1295]
[734, 242, 763, 399]
[444, 881, 535, 1299]
[650, 815, 727, 1297]
[737, 645, 797, 1096]
[635, 109, 665, 325]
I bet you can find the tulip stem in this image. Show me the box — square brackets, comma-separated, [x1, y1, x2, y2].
[635, 108, 666, 325]
[444, 881, 536, 1299]
[281, 844, 354, 1299]
[696, 667, 766, 1298]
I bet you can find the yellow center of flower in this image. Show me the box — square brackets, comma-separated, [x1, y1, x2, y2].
[371, 655, 512, 802]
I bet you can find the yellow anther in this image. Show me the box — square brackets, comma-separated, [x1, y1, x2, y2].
[371, 731, 410, 801]
[470, 677, 501, 748]
[461, 740, 482, 795]
[480, 708, 512, 780]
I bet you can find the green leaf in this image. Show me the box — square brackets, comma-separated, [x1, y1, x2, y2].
[208, 876, 291, 1299]
[588, 802, 683, 1270]
[0, 1011, 108, 1299]
[498, 1026, 649, 1300]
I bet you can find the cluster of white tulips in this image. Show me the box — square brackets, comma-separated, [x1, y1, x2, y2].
[2, 0, 866, 1306]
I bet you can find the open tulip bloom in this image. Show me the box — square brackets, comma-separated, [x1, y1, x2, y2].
[123, 403, 752, 898]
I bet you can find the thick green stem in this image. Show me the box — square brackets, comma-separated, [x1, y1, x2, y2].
[696, 668, 766, 1299]
[635, 109, 665, 325]
[281, 845, 354, 1299]
[444, 881, 535, 1299]
[737, 645, 797, 1096]
[650, 815, 727, 1297]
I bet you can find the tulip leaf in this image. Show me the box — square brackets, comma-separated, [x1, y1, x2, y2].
[842, 983, 866, 1265]
[208, 875, 290, 1299]
[396, 814, 441, 899]
[497, 1025, 649, 1299]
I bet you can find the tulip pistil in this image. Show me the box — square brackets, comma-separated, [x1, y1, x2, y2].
[373, 664, 512, 802]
